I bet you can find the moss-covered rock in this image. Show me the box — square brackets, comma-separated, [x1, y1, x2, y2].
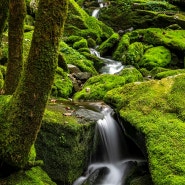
[97, 33, 119, 56]
[51, 67, 73, 98]
[73, 38, 88, 50]
[35, 103, 96, 184]
[73, 67, 143, 101]
[125, 42, 144, 67]
[60, 41, 98, 75]
[113, 33, 130, 61]
[139, 46, 171, 70]
[0, 166, 56, 185]
[154, 68, 185, 79]
[104, 74, 185, 185]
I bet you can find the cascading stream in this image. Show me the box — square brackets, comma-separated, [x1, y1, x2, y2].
[73, 106, 145, 185]
[90, 48, 124, 74]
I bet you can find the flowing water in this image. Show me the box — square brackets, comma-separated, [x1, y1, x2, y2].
[73, 106, 145, 185]
[90, 48, 124, 74]
[73, 6, 143, 185]
[92, 9, 100, 18]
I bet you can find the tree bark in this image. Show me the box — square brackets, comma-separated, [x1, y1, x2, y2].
[4, 0, 26, 94]
[0, 0, 9, 45]
[0, 0, 68, 168]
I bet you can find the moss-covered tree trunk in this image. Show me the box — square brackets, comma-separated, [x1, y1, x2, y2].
[4, 0, 26, 94]
[0, 0, 9, 45]
[0, 0, 68, 168]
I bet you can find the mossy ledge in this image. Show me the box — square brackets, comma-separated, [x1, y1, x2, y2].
[104, 73, 185, 185]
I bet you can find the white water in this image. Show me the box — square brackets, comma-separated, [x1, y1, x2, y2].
[92, 9, 100, 18]
[90, 48, 124, 74]
[99, 58, 124, 74]
[73, 106, 144, 185]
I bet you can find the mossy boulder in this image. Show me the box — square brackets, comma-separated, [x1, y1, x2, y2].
[51, 67, 73, 98]
[73, 67, 143, 101]
[60, 41, 98, 75]
[154, 68, 185, 79]
[0, 166, 56, 185]
[104, 74, 185, 185]
[73, 38, 88, 50]
[139, 46, 171, 70]
[35, 103, 97, 184]
[113, 33, 130, 61]
[97, 33, 120, 56]
[125, 42, 144, 66]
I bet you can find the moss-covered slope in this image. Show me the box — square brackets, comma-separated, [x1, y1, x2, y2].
[104, 74, 185, 185]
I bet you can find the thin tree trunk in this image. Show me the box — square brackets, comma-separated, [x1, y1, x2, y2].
[0, 0, 9, 45]
[4, 0, 26, 94]
[0, 0, 68, 168]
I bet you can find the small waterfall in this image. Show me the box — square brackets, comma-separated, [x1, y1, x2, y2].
[73, 106, 145, 185]
[92, 9, 100, 18]
[97, 107, 126, 162]
[90, 48, 124, 74]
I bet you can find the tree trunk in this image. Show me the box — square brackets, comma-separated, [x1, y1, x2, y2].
[4, 0, 26, 94]
[0, 0, 68, 168]
[0, 0, 9, 45]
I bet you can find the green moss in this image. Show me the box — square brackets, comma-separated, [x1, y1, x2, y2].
[52, 67, 73, 98]
[113, 33, 130, 61]
[73, 38, 88, 50]
[98, 33, 119, 56]
[139, 46, 171, 70]
[60, 41, 98, 75]
[150, 67, 170, 77]
[87, 37, 96, 48]
[0, 54, 7, 71]
[115, 29, 185, 70]
[74, 67, 143, 101]
[0, 70, 3, 89]
[80, 51, 104, 71]
[35, 107, 96, 184]
[25, 15, 35, 26]
[0, 95, 11, 109]
[104, 74, 185, 185]
[155, 69, 185, 79]
[77, 47, 90, 53]
[64, 35, 83, 47]
[23, 31, 33, 62]
[64, 0, 114, 41]
[136, 28, 185, 52]
[0, 166, 56, 185]
[125, 42, 144, 67]
[133, 0, 177, 12]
